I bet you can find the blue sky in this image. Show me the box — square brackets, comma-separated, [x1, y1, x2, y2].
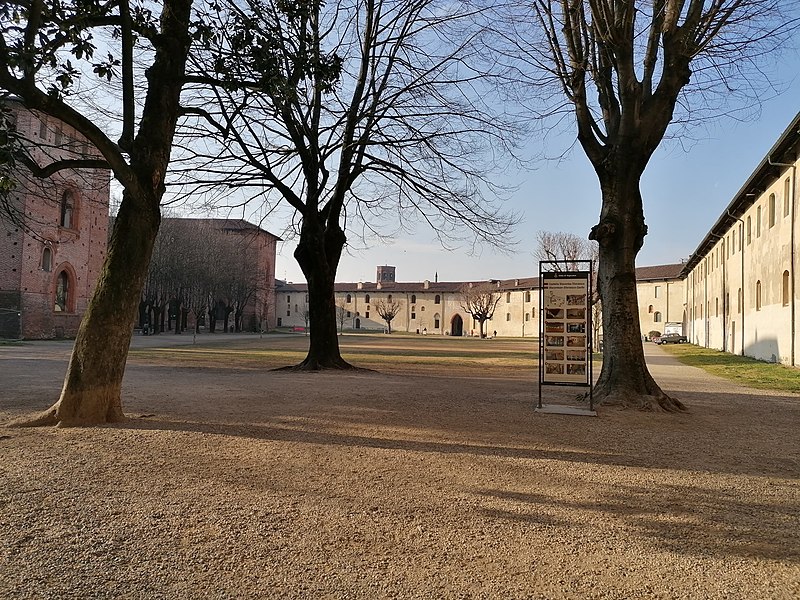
[275, 65, 800, 285]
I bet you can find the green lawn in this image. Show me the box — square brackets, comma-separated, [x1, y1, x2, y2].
[127, 334, 540, 374]
[661, 343, 800, 394]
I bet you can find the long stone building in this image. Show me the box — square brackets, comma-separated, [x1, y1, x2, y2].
[683, 111, 800, 365]
[276, 264, 685, 341]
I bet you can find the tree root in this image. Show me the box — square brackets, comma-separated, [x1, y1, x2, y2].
[274, 358, 373, 372]
[586, 386, 687, 412]
[6, 407, 59, 428]
[6, 403, 127, 428]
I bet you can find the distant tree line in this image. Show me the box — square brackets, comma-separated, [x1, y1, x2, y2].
[138, 219, 265, 335]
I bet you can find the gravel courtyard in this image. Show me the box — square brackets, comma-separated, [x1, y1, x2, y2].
[1, 334, 798, 599]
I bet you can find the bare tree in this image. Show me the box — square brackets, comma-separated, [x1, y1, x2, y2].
[459, 283, 501, 339]
[2, 0, 195, 426]
[175, 0, 519, 370]
[375, 299, 402, 334]
[141, 218, 179, 335]
[335, 300, 348, 334]
[145, 219, 267, 334]
[496, 0, 799, 410]
[534, 232, 591, 271]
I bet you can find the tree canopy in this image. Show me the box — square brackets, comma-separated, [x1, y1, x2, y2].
[490, 0, 799, 410]
[173, 0, 521, 369]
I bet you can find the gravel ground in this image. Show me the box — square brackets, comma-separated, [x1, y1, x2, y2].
[1, 336, 798, 599]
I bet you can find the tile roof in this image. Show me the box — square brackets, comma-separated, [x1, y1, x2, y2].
[163, 217, 282, 240]
[634, 263, 685, 281]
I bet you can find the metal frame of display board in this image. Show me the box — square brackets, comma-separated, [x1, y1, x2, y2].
[538, 260, 594, 411]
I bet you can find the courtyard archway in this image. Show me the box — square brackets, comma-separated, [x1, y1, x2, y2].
[451, 314, 463, 337]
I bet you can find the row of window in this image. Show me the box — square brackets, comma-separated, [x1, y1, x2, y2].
[335, 291, 537, 305]
[701, 177, 793, 278]
[506, 291, 533, 302]
[693, 270, 791, 319]
[344, 293, 435, 304]
[285, 307, 536, 324]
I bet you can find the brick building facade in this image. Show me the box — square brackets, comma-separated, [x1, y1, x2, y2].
[0, 103, 110, 339]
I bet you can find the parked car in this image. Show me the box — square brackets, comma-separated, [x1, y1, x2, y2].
[654, 333, 687, 344]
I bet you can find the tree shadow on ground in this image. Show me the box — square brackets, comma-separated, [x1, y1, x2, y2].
[113, 403, 800, 480]
[475, 485, 800, 563]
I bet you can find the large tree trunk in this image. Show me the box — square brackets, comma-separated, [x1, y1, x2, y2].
[291, 218, 353, 370]
[10, 0, 194, 427]
[590, 161, 685, 412]
[15, 195, 161, 426]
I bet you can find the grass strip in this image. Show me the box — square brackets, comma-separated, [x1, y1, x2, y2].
[661, 343, 800, 394]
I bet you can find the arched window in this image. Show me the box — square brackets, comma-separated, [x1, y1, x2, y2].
[421, 306, 425, 312]
[434, 313, 440, 329]
[769, 193, 776, 228]
[737, 288, 742, 313]
[785, 178, 792, 217]
[783, 270, 790, 306]
[387, 294, 392, 303]
[756, 206, 762, 238]
[434, 294, 441, 304]
[525, 313, 530, 321]
[410, 294, 416, 304]
[525, 291, 531, 302]
[648, 305, 653, 313]
[54, 271, 70, 312]
[747, 216, 752, 244]
[755, 280, 762, 311]
[653, 311, 662, 323]
[41, 247, 52, 272]
[506, 313, 511, 321]
[346, 294, 352, 303]
[506, 292, 511, 302]
[60, 190, 75, 228]
[365, 294, 370, 303]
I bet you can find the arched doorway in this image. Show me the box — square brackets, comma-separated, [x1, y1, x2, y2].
[451, 314, 463, 337]
[355, 318, 361, 329]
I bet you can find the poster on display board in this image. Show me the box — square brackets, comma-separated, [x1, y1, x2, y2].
[537, 261, 594, 414]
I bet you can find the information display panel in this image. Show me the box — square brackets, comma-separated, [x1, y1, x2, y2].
[541, 272, 590, 385]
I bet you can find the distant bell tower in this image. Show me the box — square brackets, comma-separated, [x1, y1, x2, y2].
[376, 265, 396, 283]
